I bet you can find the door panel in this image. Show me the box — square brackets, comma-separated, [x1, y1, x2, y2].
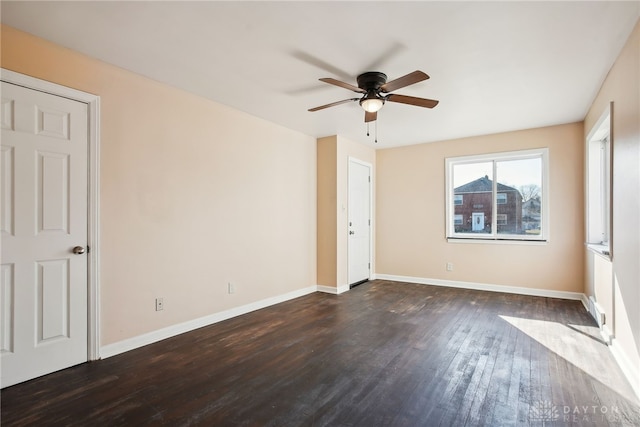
[37, 151, 70, 234]
[1, 263, 14, 353]
[37, 259, 70, 342]
[1, 145, 14, 236]
[1, 82, 88, 388]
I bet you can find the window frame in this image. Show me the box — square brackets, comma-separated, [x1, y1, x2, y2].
[586, 103, 613, 259]
[445, 148, 550, 243]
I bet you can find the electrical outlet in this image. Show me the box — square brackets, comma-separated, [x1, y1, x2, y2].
[446, 262, 454, 272]
[228, 282, 235, 294]
[155, 297, 164, 311]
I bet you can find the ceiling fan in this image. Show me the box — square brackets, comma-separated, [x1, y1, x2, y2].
[308, 70, 439, 123]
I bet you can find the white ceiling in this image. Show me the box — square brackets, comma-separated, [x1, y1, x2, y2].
[2, 1, 638, 148]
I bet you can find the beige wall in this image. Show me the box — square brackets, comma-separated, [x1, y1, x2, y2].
[317, 135, 375, 289]
[584, 19, 640, 383]
[376, 122, 584, 292]
[317, 136, 338, 287]
[1, 25, 317, 346]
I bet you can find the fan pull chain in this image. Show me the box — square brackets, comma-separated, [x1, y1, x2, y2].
[365, 121, 379, 143]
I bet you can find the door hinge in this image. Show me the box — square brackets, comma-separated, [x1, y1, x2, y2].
[368, 263, 371, 270]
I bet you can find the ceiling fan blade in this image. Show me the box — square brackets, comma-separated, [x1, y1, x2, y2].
[319, 78, 366, 93]
[363, 42, 407, 72]
[308, 98, 359, 112]
[291, 51, 352, 81]
[380, 70, 429, 93]
[386, 94, 439, 109]
[365, 111, 377, 123]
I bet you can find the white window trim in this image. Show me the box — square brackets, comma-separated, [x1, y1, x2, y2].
[445, 148, 549, 243]
[585, 102, 613, 259]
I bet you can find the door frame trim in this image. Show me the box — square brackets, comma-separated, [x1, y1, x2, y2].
[347, 157, 373, 286]
[1, 68, 101, 360]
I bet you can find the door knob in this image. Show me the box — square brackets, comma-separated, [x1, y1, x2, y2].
[72, 246, 86, 255]
[349, 231, 355, 235]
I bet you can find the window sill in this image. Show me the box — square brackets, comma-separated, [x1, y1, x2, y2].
[586, 243, 611, 258]
[447, 237, 548, 245]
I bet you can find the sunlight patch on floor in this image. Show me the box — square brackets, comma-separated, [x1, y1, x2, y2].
[499, 315, 637, 403]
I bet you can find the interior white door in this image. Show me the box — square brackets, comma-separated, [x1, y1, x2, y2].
[1, 82, 88, 388]
[348, 159, 371, 286]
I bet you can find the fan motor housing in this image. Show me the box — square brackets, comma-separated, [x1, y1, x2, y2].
[357, 72, 387, 92]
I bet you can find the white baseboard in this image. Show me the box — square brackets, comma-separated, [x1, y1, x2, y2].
[100, 285, 317, 359]
[375, 273, 586, 301]
[580, 294, 590, 312]
[587, 296, 606, 326]
[317, 284, 350, 295]
[601, 324, 615, 345]
[610, 338, 640, 400]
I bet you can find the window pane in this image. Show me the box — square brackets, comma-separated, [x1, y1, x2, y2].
[495, 157, 542, 236]
[453, 162, 493, 234]
[447, 149, 547, 241]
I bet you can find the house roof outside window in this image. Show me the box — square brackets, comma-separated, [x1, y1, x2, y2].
[454, 175, 520, 194]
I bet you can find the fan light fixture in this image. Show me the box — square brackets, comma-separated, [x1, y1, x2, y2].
[360, 94, 384, 113]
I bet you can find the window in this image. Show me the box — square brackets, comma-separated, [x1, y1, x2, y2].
[586, 103, 612, 256]
[446, 148, 549, 241]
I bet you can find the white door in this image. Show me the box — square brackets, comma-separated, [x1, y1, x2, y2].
[472, 212, 485, 231]
[1, 82, 88, 388]
[348, 159, 371, 286]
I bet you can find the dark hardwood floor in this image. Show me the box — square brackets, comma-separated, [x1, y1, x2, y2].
[2, 280, 639, 426]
